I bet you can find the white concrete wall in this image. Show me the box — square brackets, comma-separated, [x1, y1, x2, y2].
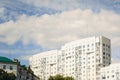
[0, 62, 17, 76]
[101, 63, 120, 80]
[30, 50, 61, 80]
[30, 36, 111, 80]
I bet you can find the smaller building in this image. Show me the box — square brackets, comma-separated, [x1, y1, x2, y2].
[0, 56, 17, 76]
[29, 50, 61, 80]
[100, 63, 120, 80]
[17, 64, 40, 80]
[0, 56, 39, 80]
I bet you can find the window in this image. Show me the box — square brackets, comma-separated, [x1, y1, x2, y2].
[83, 45, 85, 48]
[92, 43, 94, 46]
[102, 76, 106, 79]
[103, 52, 105, 55]
[103, 48, 105, 50]
[72, 60, 74, 62]
[108, 54, 110, 57]
[87, 48, 89, 51]
[3, 65, 6, 69]
[112, 75, 114, 78]
[83, 58, 85, 60]
[87, 44, 89, 47]
[79, 46, 81, 48]
[103, 61, 105, 64]
[72, 72, 74, 74]
[10, 66, 13, 70]
[103, 43, 105, 46]
[103, 56, 105, 59]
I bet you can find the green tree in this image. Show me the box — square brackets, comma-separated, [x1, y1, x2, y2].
[0, 69, 16, 80]
[8, 73, 16, 80]
[54, 74, 64, 80]
[64, 76, 74, 80]
[48, 74, 74, 80]
[48, 76, 54, 80]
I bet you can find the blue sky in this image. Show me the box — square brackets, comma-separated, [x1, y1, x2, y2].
[0, 0, 120, 65]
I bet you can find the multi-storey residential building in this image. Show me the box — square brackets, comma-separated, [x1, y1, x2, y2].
[29, 50, 61, 80]
[100, 63, 120, 80]
[29, 36, 111, 80]
[61, 36, 111, 80]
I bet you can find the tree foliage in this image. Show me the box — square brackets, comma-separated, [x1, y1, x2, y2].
[48, 74, 74, 80]
[0, 69, 16, 80]
[48, 76, 54, 80]
[54, 74, 64, 80]
[64, 76, 74, 80]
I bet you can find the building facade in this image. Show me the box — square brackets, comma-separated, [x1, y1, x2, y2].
[0, 56, 39, 80]
[30, 36, 111, 80]
[61, 36, 111, 80]
[100, 63, 120, 80]
[29, 50, 61, 80]
[0, 56, 17, 76]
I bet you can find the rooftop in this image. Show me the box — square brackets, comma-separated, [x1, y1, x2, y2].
[0, 56, 13, 63]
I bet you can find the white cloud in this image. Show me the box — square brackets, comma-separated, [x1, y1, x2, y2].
[0, 9, 120, 51]
[0, 7, 4, 17]
[0, 48, 40, 54]
[19, 55, 32, 61]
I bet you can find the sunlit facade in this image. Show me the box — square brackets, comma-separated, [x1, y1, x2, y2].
[100, 63, 120, 80]
[61, 36, 111, 80]
[29, 50, 62, 80]
[30, 36, 111, 80]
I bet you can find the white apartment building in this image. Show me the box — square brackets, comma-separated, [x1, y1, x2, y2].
[29, 50, 62, 80]
[29, 36, 111, 80]
[61, 36, 111, 80]
[100, 63, 120, 80]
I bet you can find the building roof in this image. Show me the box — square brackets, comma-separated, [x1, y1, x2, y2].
[0, 56, 13, 63]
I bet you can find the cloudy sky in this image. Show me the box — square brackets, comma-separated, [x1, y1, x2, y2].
[0, 0, 120, 65]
